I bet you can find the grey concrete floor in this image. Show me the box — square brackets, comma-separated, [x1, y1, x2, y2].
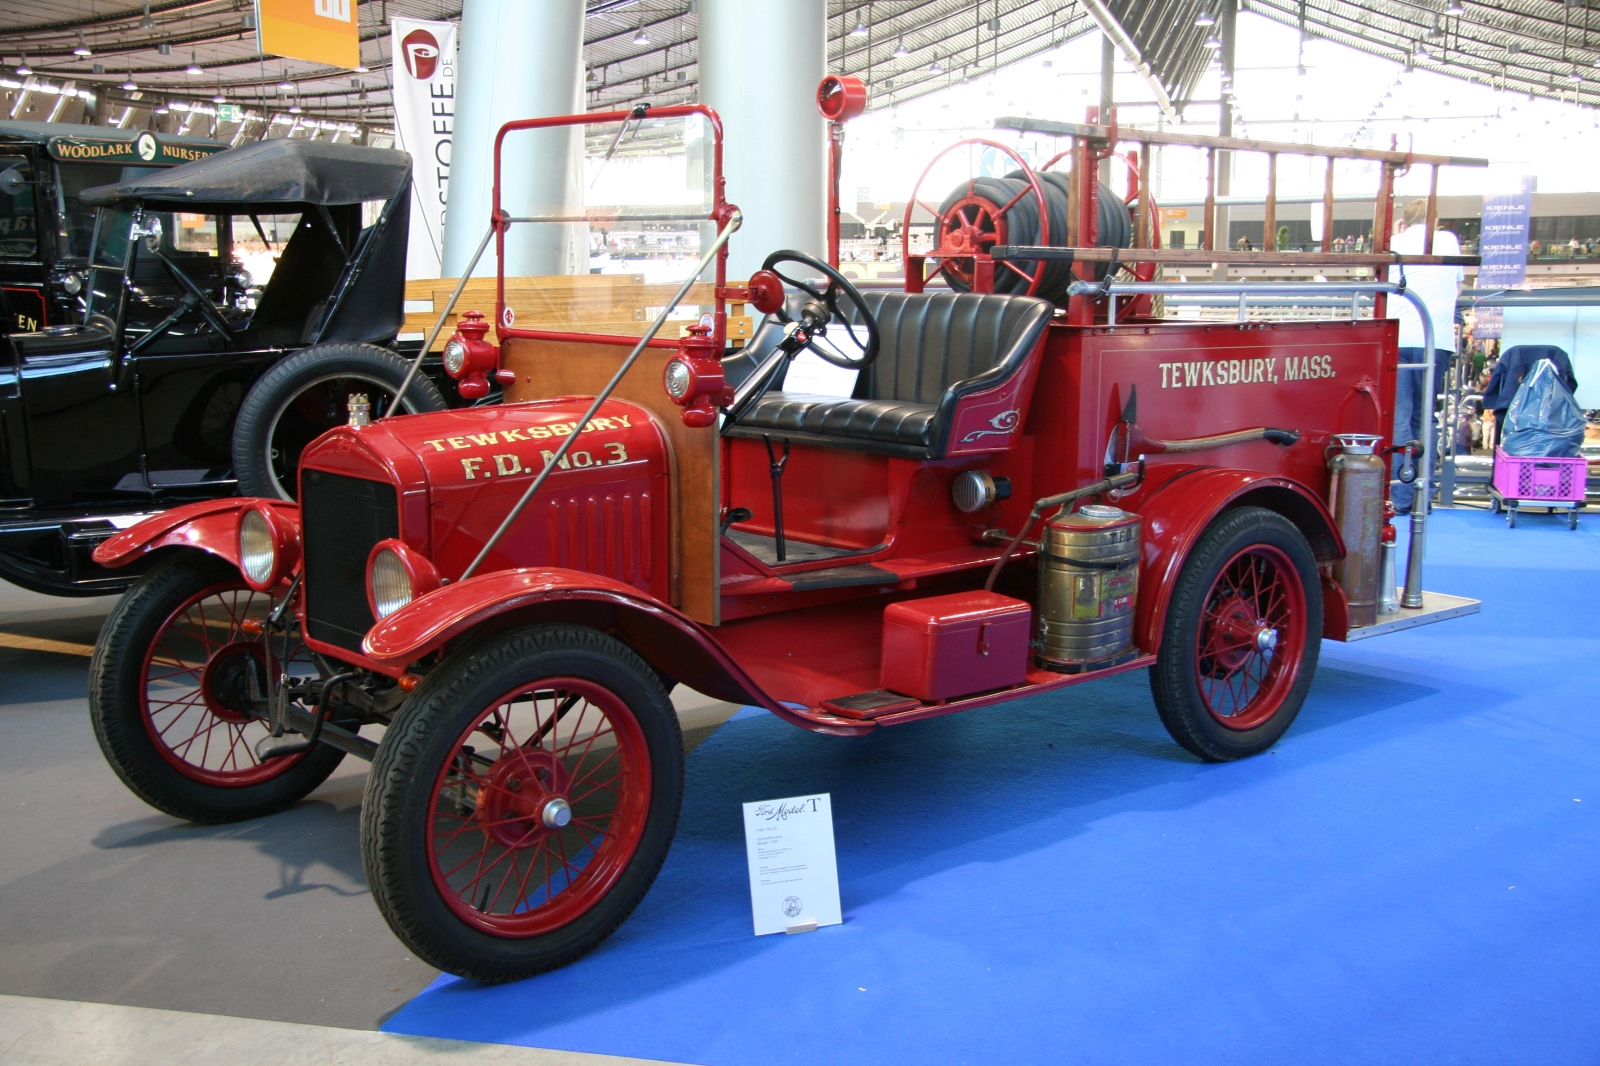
[0, 577, 738, 1033]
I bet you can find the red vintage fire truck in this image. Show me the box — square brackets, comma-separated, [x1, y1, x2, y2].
[87, 87, 1481, 982]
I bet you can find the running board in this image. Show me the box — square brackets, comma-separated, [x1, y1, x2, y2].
[1342, 590, 1481, 641]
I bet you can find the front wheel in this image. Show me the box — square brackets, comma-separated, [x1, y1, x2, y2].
[89, 552, 345, 823]
[1149, 507, 1322, 762]
[361, 624, 684, 982]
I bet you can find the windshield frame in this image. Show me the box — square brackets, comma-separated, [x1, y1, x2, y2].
[82, 205, 136, 327]
[489, 104, 732, 352]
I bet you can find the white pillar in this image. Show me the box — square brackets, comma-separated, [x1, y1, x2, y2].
[698, 0, 826, 280]
[441, 0, 585, 279]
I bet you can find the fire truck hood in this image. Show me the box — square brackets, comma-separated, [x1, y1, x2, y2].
[298, 397, 669, 492]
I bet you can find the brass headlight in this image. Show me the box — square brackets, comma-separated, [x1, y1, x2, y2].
[368, 547, 414, 620]
[239, 509, 277, 587]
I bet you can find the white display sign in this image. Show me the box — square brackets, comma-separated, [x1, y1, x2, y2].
[391, 16, 457, 279]
[742, 793, 842, 936]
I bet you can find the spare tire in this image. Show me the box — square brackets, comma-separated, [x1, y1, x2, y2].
[232, 343, 447, 500]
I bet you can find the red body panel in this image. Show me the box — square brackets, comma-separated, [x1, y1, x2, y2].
[299, 399, 671, 595]
[92, 498, 300, 572]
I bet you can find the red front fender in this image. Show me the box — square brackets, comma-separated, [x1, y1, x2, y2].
[362, 567, 860, 734]
[1131, 467, 1345, 651]
[91, 498, 300, 571]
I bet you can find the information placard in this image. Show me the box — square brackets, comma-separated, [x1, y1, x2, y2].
[742, 793, 842, 936]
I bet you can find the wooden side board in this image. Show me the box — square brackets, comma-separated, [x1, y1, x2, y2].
[501, 336, 720, 626]
[403, 275, 751, 350]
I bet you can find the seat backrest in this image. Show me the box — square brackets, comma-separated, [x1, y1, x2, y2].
[851, 291, 1054, 404]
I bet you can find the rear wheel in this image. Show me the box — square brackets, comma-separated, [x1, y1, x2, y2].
[232, 343, 447, 500]
[361, 624, 683, 982]
[1150, 507, 1321, 761]
[89, 552, 345, 823]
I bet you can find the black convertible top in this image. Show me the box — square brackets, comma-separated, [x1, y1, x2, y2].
[80, 137, 411, 208]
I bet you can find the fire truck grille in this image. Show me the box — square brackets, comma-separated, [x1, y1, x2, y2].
[301, 469, 399, 653]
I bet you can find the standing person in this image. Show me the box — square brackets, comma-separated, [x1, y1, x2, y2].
[1387, 198, 1464, 513]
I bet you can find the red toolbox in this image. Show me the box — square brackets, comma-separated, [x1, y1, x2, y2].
[880, 591, 1032, 701]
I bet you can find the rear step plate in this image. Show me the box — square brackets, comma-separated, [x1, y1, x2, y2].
[1343, 590, 1480, 641]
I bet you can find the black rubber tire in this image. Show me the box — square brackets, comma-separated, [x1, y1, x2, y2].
[232, 342, 447, 500]
[360, 624, 684, 982]
[1149, 507, 1322, 762]
[88, 551, 345, 823]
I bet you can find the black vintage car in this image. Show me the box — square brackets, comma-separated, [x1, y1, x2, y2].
[0, 137, 449, 597]
[0, 122, 226, 333]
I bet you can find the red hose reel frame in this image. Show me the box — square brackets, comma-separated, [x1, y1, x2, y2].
[901, 138, 1051, 297]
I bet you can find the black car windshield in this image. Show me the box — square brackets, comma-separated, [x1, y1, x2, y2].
[0, 155, 37, 259]
[57, 163, 143, 261]
[83, 208, 132, 322]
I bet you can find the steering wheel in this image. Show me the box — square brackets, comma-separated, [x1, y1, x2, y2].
[756, 250, 880, 369]
[153, 251, 236, 343]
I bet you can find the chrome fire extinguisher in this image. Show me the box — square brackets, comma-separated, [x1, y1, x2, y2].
[1327, 433, 1385, 628]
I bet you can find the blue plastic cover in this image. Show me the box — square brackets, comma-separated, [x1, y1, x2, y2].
[1501, 358, 1587, 458]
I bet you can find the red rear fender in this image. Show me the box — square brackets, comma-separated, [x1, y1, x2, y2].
[91, 498, 301, 571]
[362, 567, 831, 729]
[1132, 468, 1344, 650]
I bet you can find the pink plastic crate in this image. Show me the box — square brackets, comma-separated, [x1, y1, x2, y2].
[1492, 447, 1587, 503]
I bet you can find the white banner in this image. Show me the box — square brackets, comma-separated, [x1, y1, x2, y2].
[391, 17, 456, 279]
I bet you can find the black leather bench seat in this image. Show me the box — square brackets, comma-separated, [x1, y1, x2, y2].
[725, 290, 1053, 459]
[734, 394, 937, 452]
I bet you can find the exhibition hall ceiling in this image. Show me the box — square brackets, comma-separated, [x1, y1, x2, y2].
[0, 1, 1592, 139]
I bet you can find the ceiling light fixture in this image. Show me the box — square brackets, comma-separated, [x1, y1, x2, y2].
[1196, 11, 1215, 26]
[1445, 0, 1464, 12]
[1204, 35, 1222, 49]
[354, 64, 368, 73]
[930, 56, 944, 73]
[15, 57, 30, 76]
[123, 73, 137, 90]
[634, 25, 650, 45]
[73, 33, 92, 57]
[140, 4, 155, 30]
[850, 18, 868, 37]
[155, 101, 169, 114]
[213, 91, 226, 104]
[893, 38, 909, 58]
[186, 51, 202, 75]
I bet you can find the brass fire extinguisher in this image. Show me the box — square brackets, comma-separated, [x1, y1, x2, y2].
[1327, 433, 1385, 627]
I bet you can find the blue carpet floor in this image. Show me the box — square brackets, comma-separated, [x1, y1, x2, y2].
[383, 507, 1600, 1065]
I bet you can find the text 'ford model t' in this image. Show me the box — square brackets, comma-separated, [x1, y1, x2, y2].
[88, 91, 1481, 981]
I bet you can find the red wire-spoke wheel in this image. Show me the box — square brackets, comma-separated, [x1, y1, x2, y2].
[1150, 507, 1323, 762]
[902, 137, 1050, 296]
[143, 589, 301, 787]
[1195, 545, 1306, 730]
[90, 552, 346, 823]
[427, 678, 651, 937]
[362, 624, 683, 982]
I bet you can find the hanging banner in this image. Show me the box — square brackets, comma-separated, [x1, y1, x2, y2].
[1475, 177, 1535, 340]
[256, 0, 361, 69]
[391, 17, 457, 279]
